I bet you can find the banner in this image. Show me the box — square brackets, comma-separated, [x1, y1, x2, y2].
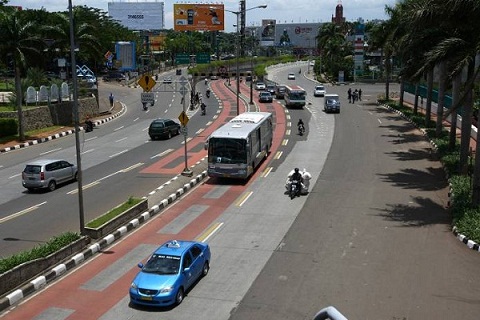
[174, 4, 224, 31]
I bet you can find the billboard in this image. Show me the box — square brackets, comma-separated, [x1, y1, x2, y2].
[108, 2, 164, 30]
[260, 20, 276, 46]
[115, 41, 136, 72]
[173, 4, 224, 31]
[274, 23, 321, 48]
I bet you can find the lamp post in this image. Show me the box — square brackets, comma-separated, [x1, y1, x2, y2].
[226, 4, 267, 115]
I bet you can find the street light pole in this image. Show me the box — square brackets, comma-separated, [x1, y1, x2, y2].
[226, 4, 267, 116]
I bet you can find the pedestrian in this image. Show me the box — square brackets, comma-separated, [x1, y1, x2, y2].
[354, 89, 358, 102]
[109, 93, 114, 107]
[358, 89, 362, 101]
[348, 88, 352, 103]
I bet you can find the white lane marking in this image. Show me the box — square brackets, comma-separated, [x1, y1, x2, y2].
[85, 136, 97, 142]
[114, 126, 124, 132]
[115, 137, 127, 143]
[119, 163, 144, 173]
[109, 149, 128, 158]
[151, 149, 174, 159]
[9, 173, 21, 179]
[40, 148, 62, 155]
[196, 128, 205, 135]
[81, 149, 95, 155]
[0, 202, 47, 224]
[67, 181, 100, 195]
[133, 117, 139, 122]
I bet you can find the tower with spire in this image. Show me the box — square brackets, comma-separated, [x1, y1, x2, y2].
[331, 0, 346, 24]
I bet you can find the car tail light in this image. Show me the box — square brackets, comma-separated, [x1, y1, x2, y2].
[40, 172, 45, 181]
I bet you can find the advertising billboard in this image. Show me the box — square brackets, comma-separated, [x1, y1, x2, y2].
[115, 41, 136, 72]
[260, 20, 276, 46]
[108, 2, 164, 31]
[173, 4, 224, 31]
[274, 23, 321, 48]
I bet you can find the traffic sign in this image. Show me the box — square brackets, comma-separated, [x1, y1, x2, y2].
[178, 111, 189, 126]
[181, 127, 188, 135]
[196, 53, 210, 64]
[175, 53, 190, 65]
[138, 75, 156, 92]
[179, 87, 188, 96]
[141, 92, 155, 104]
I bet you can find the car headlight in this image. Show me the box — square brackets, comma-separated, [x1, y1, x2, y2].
[130, 282, 138, 289]
[160, 286, 174, 293]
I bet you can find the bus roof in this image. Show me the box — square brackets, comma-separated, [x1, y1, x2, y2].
[209, 112, 272, 140]
[285, 85, 305, 91]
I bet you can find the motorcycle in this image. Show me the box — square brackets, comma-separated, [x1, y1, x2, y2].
[285, 169, 311, 197]
[84, 120, 94, 132]
[298, 69, 301, 74]
[289, 180, 300, 199]
[298, 123, 305, 136]
[201, 103, 206, 115]
[143, 103, 148, 111]
[206, 89, 211, 98]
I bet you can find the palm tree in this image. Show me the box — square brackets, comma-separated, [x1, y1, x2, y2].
[0, 8, 44, 141]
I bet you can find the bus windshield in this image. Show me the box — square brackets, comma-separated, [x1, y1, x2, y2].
[288, 90, 305, 100]
[208, 138, 247, 164]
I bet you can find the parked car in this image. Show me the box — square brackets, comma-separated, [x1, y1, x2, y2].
[255, 82, 266, 90]
[266, 84, 276, 95]
[287, 73, 296, 80]
[102, 73, 125, 82]
[259, 91, 273, 103]
[314, 85, 326, 97]
[129, 240, 211, 307]
[22, 159, 77, 192]
[148, 118, 181, 140]
[77, 74, 97, 84]
[275, 85, 286, 99]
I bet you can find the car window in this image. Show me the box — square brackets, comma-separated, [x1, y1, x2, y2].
[182, 252, 193, 269]
[24, 165, 41, 174]
[143, 254, 180, 275]
[152, 122, 164, 128]
[46, 162, 57, 171]
[190, 245, 202, 259]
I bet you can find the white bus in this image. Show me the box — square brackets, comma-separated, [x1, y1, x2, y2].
[207, 112, 273, 179]
[284, 85, 306, 108]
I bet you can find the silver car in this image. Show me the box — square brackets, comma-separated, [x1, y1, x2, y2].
[22, 159, 78, 192]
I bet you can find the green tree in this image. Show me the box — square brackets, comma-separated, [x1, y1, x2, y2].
[0, 7, 44, 141]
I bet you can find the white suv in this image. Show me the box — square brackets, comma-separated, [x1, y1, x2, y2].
[314, 85, 326, 97]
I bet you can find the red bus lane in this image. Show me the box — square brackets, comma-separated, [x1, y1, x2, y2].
[1, 80, 287, 319]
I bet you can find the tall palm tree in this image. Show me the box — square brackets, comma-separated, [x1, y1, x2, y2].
[0, 8, 44, 141]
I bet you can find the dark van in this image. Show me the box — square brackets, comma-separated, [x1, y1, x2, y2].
[275, 85, 286, 99]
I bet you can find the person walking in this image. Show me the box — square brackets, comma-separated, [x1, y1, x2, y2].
[358, 88, 362, 101]
[109, 93, 114, 107]
[348, 88, 352, 103]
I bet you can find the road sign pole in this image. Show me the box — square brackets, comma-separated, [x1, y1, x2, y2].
[180, 85, 192, 177]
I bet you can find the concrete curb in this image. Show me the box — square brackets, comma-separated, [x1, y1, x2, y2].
[0, 104, 126, 154]
[0, 168, 208, 312]
[384, 104, 480, 253]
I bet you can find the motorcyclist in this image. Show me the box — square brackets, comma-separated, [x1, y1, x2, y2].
[297, 119, 305, 135]
[206, 89, 211, 98]
[200, 102, 206, 115]
[204, 78, 208, 85]
[299, 68, 301, 74]
[289, 168, 304, 194]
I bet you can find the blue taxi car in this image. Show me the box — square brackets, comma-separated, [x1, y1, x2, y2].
[129, 240, 211, 307]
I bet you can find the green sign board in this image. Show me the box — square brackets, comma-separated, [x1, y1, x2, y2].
[196, 53, 210, 64]
[175, 53, 190, 65]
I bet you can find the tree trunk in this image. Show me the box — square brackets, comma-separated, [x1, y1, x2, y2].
[399, 80, 405, 108]
[449, 72, 460, 151]
[459, 62, 474, 176]
[414, 84, 419, 115]
[14, 61, 24, 141]
[436, 61, 446, 137]
[425, 68, 433, 126]
[385, 54, 391, 101]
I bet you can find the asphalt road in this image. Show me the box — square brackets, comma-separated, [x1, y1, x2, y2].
[2, 63, 480, 319]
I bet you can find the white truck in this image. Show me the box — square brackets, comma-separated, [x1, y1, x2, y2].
[324, 93, 340, 113]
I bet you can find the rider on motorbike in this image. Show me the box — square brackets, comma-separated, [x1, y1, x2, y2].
[289, 168, 304, 195]
[297, 119, 305, 135]
[206, 89, 211, 98]
[200, 102, 206, 115]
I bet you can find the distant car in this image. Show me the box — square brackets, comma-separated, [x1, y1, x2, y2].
[102, 73, 125, 82]
[210, 75, 218, 80]
[148, 118, 181, 140]
[314, 85, 326, 97]
[245, 75, 252, 81]
[163, 77, 173, 84]
[288, 73, 295, 80]
[255, 82, 266, 90]
[266, 84, 276, 95]
[77, 74, 97, 84]
[259, 91, 273, 103]
[129, 240, 211, 307]
[309, 60, 315, 66]
[275, 85, 286, 99]
[22, 159, 77, 192]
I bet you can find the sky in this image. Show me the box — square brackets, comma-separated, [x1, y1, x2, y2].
[6, 0, 398, 32]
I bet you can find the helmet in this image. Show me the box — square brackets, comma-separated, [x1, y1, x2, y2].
[294, 168, 299, 173]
